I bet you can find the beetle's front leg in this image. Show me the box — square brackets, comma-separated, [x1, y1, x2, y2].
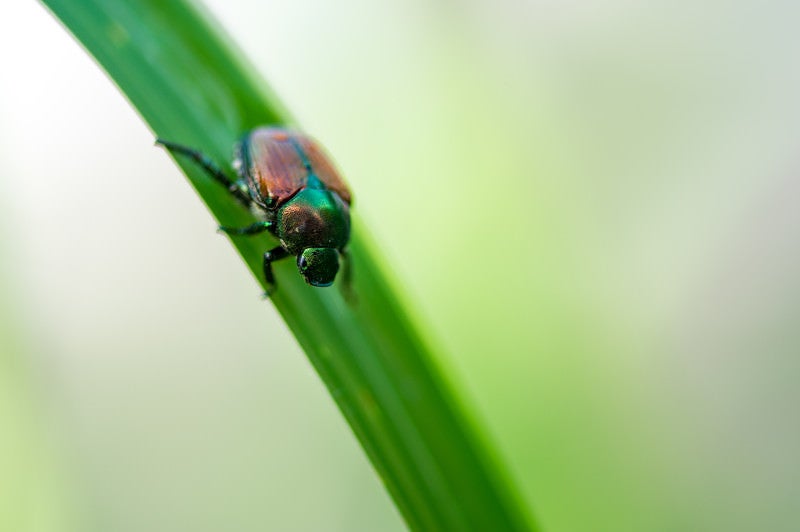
[263, 246, 289, 297]
[339, 248, 356, 304]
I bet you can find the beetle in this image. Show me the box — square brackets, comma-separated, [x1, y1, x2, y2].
[157, 127, 352, 296]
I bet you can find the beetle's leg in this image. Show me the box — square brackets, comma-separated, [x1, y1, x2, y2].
[263, 246, 289, 297]
[156, 139, 251, 208]
[339, 248, 357, 304]
[218, 221, 273, 236]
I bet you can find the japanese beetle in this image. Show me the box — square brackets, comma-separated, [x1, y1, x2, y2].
[157, 127, 352, 295]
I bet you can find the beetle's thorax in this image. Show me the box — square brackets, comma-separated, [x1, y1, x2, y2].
[276, 188, 350, 255]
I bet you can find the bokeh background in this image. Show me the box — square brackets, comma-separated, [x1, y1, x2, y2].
[2, 1, 800, 531]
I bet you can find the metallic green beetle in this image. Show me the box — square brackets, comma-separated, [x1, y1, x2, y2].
[158, 127, 352, 295]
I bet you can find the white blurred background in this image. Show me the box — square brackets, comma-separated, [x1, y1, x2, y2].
[2, 1, 800, 531]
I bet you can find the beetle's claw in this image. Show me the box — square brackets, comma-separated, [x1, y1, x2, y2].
[261, 285, 277, 299]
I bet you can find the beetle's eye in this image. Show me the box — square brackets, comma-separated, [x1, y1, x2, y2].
[298, 255, 308, 270]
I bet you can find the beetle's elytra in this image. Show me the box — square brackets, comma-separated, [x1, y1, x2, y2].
[157, 127, 352, 296]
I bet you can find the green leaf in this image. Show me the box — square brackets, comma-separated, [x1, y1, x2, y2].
[41, 0, 537, 529]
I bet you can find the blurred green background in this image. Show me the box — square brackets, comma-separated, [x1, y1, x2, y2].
[2, 1, 800, 531]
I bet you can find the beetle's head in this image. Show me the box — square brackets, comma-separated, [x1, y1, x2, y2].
[297, 247, 339, 287]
